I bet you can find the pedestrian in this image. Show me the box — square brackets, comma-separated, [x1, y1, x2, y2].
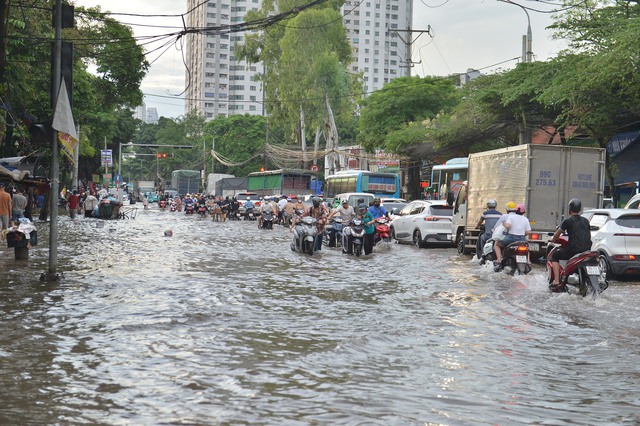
[11, 187, 28, 223]
[67, 190, 79, 219]
[83, 192, 99, 217]
[0, 182, 11, 238]
[143, 195, 149, 210]
[360, 203, 376, 255]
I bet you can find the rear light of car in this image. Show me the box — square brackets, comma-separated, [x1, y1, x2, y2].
[613, 254, 637, 261]
[424, 217, 448, 221]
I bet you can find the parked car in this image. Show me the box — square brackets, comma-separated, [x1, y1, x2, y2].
[390, 200, 454, 247]
[582, 208, 640, 279]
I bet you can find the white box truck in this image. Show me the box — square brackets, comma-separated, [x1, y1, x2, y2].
[451, 144, 606, 260]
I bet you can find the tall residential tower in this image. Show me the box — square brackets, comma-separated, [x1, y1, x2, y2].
[185, 0, 412, 119]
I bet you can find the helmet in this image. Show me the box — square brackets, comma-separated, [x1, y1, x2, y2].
[569, 198, 582, 213]
[506, 201, 517, 211]
[516, 203, 526, 214]
[487, 199, 497, 208]
[246, 196, 251, 200]
[341, 199, 349, 205]
[358, 203, 367, 211]
[312, 197, 321, 207]
[373, 197, 381, 204]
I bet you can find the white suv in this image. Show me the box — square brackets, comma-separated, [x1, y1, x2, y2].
[582, 208, 640, 279]
[390, 200, 454, 247]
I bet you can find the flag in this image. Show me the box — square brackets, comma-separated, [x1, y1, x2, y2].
[52, 80, 78, 164]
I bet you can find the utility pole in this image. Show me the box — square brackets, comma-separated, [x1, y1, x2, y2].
[43, 0, 62, 282]
[390, 27, 432, 76]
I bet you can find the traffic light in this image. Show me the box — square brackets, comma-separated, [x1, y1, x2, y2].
[157, 153, 168, 158]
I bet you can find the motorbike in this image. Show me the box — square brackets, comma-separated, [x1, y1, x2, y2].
[245, 208, 256, 221]
[373, 217, 391, 245]
[169, 202, 176, 212]
[261, 210, 275, 230]
[493, 240, 531, 275]
[197, 204, 207, 218]
[546, 235, 609, 297]
[185, 204, 195, 215]
[324, 217, 344, 247]
[291, 216, 318, 255]
[159, 200, 167, 210]
[342, 217, 366, 257]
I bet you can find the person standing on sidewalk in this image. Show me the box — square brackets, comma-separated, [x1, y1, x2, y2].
[0, 182, 12, 237]
[11, 187, 27, 223]
[67, 190, 80, 219]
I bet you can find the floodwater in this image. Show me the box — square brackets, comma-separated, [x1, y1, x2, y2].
[1, 207, 640, 425]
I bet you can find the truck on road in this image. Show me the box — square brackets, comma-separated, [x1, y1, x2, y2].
[171, 170, 200, 195]
[451, 144, 606, 260]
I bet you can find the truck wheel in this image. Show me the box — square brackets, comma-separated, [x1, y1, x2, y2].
[456, 232, 470, 255]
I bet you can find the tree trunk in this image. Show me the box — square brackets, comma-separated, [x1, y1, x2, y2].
[300, 104, 307, 167]
[323, 93, 339, 176]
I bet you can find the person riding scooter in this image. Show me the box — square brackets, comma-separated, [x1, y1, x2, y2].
[368, 197, 389, 220]
[549, 198, 593, 292]
[476, 199, 502, 255]
[243, 196, 255, 220]
[494, 203, 531, 266]
[327, 199, 355, 247]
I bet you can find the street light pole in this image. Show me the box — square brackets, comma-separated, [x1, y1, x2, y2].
[499, 0, 532, 63]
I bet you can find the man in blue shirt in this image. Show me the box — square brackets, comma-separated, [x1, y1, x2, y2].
[368, 197, 389, 219]
[476, 199, 502, 254]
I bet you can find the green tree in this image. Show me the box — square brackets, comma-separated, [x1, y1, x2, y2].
[357, 76, 459, 153]
[238, 2, 360, 165]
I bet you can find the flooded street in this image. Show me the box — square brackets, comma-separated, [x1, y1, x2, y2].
[2, 207, 640, 425]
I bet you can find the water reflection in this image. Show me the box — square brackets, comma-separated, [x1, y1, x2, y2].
[0, 209, 639, 424]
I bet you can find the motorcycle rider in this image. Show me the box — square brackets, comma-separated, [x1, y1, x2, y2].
[476, 199, 502, 254]
[326, 199, 355, 247]
[368, 197, 389, 219]
[259, 196, 278, 228]
[549, 198, 593, 291]
[243, 196, 255, 220]
[302, 197, 329, 251]
[277, 195, 288, 223]
[494, 203, 531, 265]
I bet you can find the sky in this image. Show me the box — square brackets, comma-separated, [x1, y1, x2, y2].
[74, 0, 567, 119]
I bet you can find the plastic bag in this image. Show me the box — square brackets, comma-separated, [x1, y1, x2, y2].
[492, 224, 507, 241]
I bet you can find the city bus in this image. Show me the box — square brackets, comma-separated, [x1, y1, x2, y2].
[429, 157, 468, 200]
[324, 170, 401, 200]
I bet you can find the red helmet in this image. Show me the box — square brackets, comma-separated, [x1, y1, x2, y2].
[516, 203, 526, 214]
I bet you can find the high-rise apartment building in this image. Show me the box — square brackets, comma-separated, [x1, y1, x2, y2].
[185, 0, 412, 119]
[185, 0, 264, 119]
[342, 0, 412, 92]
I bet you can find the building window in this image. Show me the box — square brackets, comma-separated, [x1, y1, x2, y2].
[249, 105, 257, 111]
[205, 92, 215, 98]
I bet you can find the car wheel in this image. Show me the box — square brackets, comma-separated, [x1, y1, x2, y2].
[412, 229, 424, 248]
[390, 226, 397, 243]
[598, 253, 612, 281]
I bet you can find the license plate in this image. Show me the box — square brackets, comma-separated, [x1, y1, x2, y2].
[528, 243, 539, 251]
[586, 266, 600, 275]
[516, 255, 528, 263]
